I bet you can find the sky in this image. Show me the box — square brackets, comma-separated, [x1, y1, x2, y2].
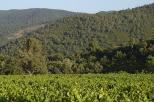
[0, 0, 154, 13]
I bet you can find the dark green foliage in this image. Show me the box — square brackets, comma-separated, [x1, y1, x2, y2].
[80, 39, 154, 73]
[34, 3, 154, 56]
[0, 54, 22, 74]
[2, 4, 154, 57]
[146, 55, 154, 72]
[0, 4, 154, 74]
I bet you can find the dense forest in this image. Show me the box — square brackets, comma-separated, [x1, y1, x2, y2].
[0, 4, 154, 74]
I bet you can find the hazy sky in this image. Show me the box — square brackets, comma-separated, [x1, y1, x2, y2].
[1, 0, 154, 13]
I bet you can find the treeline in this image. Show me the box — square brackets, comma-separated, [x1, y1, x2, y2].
[0, 37, 154, 74]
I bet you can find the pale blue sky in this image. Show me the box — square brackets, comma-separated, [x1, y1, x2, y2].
[1, 0, 154, 13]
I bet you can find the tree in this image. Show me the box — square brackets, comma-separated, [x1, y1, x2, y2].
[18, 38, 48, 74]
[48, 58, 74, 74]
[0, 54, 5, 69]
[116, 51, 126, 60]
[146, 55, 154, 72]
[89, 39, 102, 53]
[128, 37, 136, 49]
[3, 57, 22, 74]
[100, 56, 111, 69]
[0, 54, 22, 74]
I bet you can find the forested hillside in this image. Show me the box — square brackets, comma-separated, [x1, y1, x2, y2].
[0, 8, 76, 45]
[0, 4, 154, 74]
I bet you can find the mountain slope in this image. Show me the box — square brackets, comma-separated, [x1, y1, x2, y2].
[34, 3, 154, 56]
[0, 8, 77, 45]
[1, 4, 154, 56]
[0, 4, 154, 74]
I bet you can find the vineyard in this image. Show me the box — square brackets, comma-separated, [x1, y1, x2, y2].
[0, 74, 153, 102]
